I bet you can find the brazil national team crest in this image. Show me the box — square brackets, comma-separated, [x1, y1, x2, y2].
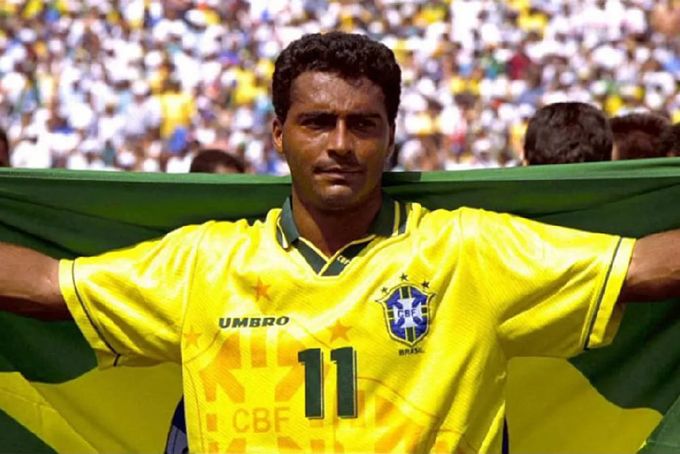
[376, 276, 434, 346]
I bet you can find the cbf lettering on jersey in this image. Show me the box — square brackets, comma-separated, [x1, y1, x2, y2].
[219, 316, 290, 329]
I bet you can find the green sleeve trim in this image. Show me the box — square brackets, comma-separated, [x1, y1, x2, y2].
[59, 259, 122, 367]
[583, 237, 634, 350]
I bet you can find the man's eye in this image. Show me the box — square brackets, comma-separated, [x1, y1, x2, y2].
[302, 116, 334, 129]
[351, 119, 377, 131]
[307, 120, 327, 129]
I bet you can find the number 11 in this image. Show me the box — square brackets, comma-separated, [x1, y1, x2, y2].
[298, 346, 357, 419]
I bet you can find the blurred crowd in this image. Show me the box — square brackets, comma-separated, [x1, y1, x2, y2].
[1, 0, 680, 174]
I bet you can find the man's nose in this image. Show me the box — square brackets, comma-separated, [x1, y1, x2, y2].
[327, 120, 352, 155]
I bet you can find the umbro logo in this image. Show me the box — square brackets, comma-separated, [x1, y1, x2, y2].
[219, 316, 290, 329]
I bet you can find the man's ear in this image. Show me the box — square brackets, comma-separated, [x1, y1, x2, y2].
[272, 117, 284, 156]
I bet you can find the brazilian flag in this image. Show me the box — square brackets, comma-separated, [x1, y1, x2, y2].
[0, 160, 678, 452]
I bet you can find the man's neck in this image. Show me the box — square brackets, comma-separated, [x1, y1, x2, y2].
[291, 192, 383, 257]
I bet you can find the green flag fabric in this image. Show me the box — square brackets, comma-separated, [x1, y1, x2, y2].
[639, 395, 680, 454]
[0, 160, 678, 452]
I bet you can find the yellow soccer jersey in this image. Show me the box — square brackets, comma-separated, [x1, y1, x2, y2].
[59, 196, 634, 453]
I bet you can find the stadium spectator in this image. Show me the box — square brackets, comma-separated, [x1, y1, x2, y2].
[189, 148, 245, 174]
[651, 0, 680, 37]
[523, 102, 613, 165]
[157, 78, 196, 154]
[8, 126, 51, 169]
[122, 81, 161, 143]
[610, 112, 670, 160]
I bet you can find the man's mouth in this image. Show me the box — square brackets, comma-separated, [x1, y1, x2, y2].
[315, 166, 362, 176]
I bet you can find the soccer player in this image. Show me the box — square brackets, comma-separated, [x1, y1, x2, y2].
[1, 32, 680, 453]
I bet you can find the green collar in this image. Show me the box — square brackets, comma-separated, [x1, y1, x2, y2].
[276, 194, 407, 276]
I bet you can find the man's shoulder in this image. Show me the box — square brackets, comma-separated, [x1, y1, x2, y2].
[197, 207, 282, 243]
[404, 202, 483, 225]
[403, 203, 519, 240]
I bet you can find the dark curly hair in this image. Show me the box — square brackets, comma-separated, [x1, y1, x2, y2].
[272, 32, 401, 126]
[189, 148, 245, 173]
[610, 112, 670, 160]
[660, 122, 680, 157]
[524, 102, 613, 165]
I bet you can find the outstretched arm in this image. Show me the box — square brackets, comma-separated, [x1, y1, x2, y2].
[0, 242, 69, 319]
[619, 229, 680, 303]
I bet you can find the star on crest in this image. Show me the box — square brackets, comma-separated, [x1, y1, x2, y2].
[422, 281, 430, 289]
[400, 273, 408, 281]
[183, 326, 201, 348]
[253, 278, 271, 301]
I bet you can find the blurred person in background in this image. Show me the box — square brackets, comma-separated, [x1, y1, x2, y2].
[189, 147, 245, 174]
[157, 78, 196, 155]
[610, 112, 670, 160]
[123, 81, 161, 144]
[523, 102, 613, 165]
[651, 0, 680, 37]
[6, 116, 51, 169]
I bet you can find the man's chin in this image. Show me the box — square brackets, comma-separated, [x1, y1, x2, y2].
[315, 186, 365, 211]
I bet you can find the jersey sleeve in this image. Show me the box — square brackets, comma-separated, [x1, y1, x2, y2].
[458, 208, 635, 359]
[58, 223, 210, 368]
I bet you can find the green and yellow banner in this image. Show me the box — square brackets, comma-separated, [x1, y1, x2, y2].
[0, 160, 678, 452]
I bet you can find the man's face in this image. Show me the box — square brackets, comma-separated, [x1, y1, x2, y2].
[273, 71, 395, 212]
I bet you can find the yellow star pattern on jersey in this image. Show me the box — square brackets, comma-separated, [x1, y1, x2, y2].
[58, 195, 634, 453]
[253, 279, 271, 302]
[183, 327, 201, 349]
[328, 321, 352, 343]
